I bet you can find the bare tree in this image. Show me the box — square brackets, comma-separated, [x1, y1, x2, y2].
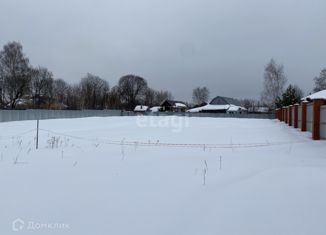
[0, 42, 31, 108]
[261, 59, 287, 108]
[53, 78, 69, 105]
[107, 86, 122, 109]
[154, 90, 173, 105]
[144, 87, 156, 107]
[80, 73, 109, 109]
[30, 66, 54, 108]
[66, 84, 82, 110]
[118, 74, 148, 110]
[240, 98, 257, 110]
[313, 69, 326, 92]
[192, 86, 209, 105]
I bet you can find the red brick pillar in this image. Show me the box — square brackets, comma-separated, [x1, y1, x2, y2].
[301, 102, 307, 132]
[285, 107, 288, 124]
[277, 109, 281, 121]
[312, 99, 325, 140]
[276, 109, 279, 120]
[283, 107, 286, 122]
[294, 104, 299, 128]
[288, 106, 292, 126]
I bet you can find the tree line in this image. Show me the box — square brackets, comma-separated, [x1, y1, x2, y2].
[0, 41, 173, 110]
[1, 41, 325, 111]
[261, 59, 326, 109]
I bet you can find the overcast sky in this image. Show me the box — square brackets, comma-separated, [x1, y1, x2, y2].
[0, 0, 325, 101]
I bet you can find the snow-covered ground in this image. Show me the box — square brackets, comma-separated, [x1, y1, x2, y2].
[1, 116, 326, 235]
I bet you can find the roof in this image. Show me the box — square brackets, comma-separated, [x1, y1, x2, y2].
[303, 89, 326, 101]
[210, 96, 241, 106]
[161, 100, 187, 107]
[134, 105, 149, 111]
[149, 106, 161, 112]
[187, 104, 246, 113]
[175, 102, 187, 108]
[228, 105, 242, 112]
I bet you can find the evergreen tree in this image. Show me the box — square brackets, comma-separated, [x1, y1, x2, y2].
[276, 85, 303, 107]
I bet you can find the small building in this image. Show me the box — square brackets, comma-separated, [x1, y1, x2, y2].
[160, 100, 188, 112]
[187, 96, 246, 114]
[134, 105, 149, 112]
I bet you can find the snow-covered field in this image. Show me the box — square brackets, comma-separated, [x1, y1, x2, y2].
[1, 116, 326, 235]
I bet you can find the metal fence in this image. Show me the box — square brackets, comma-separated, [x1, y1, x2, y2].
[306, 104, 313, 133]
[0, 109, 274, 123]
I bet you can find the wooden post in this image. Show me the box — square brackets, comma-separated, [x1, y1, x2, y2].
[294, 104, 299, 128]
[301, 101, 308, 132]
[36, 119, 39, 149]
[312, 99, 324, 140]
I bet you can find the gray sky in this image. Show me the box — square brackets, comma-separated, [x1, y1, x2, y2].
[0, 0, 325, 101]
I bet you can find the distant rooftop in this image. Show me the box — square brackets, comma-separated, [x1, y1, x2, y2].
[209, 96, 241, 106]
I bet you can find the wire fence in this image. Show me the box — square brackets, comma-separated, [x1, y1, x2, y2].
[33, 128, 307, 150]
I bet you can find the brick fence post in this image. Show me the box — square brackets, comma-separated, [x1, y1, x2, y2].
[288, 106, 292, 126]
[301, 101, 308, 132]
[278, 109, 281, 121]
[275, 109, 279, 120]
[278, 109, 282, 121]
[294, 104, 299, 128]
[312, 99, 325, 140]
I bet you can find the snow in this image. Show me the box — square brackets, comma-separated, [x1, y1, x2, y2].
[187, 104, 230, 112]
[188, 104, 246, 113]
[227, 104, 246, 112]
[1, 116, 326, 235]
[134, 105, 148, 112]
[303, 89, 326, 100]
[174, 102, 187, 108]
[149, 106, 161, 112]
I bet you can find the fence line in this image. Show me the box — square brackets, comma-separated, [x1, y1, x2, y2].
[38, 128, 306, 149]
[0, 109, 274, 123]
[275, 101, 326, 140]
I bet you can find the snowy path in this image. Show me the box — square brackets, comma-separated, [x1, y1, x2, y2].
[0, 117, 326, 235]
